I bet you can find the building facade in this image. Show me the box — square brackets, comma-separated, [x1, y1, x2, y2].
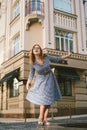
[0, 0, 87, 118]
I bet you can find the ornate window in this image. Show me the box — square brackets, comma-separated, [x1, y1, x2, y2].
[54, 0, 72, 13]
[55, 30, 73, 52]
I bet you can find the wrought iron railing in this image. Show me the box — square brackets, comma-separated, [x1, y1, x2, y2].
[25, 0, 44, 16]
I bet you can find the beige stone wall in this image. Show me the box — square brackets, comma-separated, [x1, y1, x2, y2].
[25, 23, 43, 50]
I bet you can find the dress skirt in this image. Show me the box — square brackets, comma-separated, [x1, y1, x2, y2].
[26, 71, 62, 105]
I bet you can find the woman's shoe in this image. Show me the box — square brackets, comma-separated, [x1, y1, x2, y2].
[38, 118, 44, 126]
[44, 120, 50, 126]
[44, 121, 50, 126]
[38, 121, 44, 126]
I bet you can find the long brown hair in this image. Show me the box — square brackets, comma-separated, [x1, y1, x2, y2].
[29, 44, 46, 64]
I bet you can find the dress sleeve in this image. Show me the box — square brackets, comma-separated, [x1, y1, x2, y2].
[28, 64, 35, 80]
[47, 54, 62, 63]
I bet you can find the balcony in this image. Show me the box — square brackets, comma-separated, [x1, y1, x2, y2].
[54, 10, 77, 32]
[25, 0, 44, 30]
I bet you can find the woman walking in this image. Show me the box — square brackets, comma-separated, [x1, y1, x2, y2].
[26, 44, 71, 125]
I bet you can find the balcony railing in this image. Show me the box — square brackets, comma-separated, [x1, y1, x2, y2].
[54, 10, 77, 32]
[25, 1, 44, 16]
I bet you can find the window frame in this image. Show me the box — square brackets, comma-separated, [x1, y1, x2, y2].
[12, 0, 20, 19]
[55, 30, 74, 52]
[8, 77, 19, 98]
[14, 35, 20, 55]
[58, 78, 72, 96]
[54, 0, 72, 13]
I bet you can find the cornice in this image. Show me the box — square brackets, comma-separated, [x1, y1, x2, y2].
[43, 48, 87, 61]
[1, 48, 87, 69]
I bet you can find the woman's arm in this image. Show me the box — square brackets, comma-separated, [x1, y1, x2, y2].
[47, 50, 71, 63]
[26, 79, 32, 91]
[61, 50, 71, 60]
[26, 64, 35, 91]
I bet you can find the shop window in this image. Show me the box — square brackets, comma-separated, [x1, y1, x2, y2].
[54, 0, 72, 13]
[14, 35, 20, 55]
[9, 78, 19, 97]
[58, 78, 72, 96]
[55, 30, 74, 52]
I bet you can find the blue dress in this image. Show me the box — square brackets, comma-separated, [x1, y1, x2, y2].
[26, 55, 62, 105]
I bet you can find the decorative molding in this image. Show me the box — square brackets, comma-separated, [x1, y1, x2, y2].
[43, 48, 87, 61]
[54, 10, 77, 32]
[25, 14, 44, 30]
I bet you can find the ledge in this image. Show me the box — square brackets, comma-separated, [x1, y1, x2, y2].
[43, 48, 87, 61]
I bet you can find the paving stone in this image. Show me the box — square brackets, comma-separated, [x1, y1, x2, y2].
[0, 116, 87, 130]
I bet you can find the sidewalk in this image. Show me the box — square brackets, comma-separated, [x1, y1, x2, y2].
[0, 114, 87, 130]
[0, 114, 87, 123]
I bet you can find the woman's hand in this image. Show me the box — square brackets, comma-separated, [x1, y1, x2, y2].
[62, 50, 72, 60]
[67, 50, 72, 57]
[26, 80, 31, 91]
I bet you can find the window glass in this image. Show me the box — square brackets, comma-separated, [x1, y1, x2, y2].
[54, 0, 72, 13]
[37, 0, 40, 11]
[61, 38, 64, 51]
[69, 40, 73, 51]
[59, 80, 65, 96]
[58, 78, 72, 96]
[13, 0, 20, 18]
[55, 29, 74, 52]
[14, 35, 20, 55]
[0, 43, 3, 65]
[32, 0, 36, 11]
[65, 80, 72, 96]
[9, 78, 19, 97]
[32, 0, 41, 11]
[65, 39, 68, 51]
[55, 37, 60, 50]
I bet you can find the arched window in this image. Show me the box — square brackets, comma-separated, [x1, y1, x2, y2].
[55, 30, 74, 52]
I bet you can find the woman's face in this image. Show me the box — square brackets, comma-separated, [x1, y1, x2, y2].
[32, 45, 41, 55]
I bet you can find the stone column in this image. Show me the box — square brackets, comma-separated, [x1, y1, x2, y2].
[0, 84, 3, 110]
[2, 81, 7, 110]
[19, 81, 26, 118]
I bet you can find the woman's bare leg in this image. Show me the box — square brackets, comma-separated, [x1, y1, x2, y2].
[44, 105, 50, 123]
[38, 105, 45, 123]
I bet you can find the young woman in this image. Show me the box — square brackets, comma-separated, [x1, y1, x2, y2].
[26, 44, 71, 125]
